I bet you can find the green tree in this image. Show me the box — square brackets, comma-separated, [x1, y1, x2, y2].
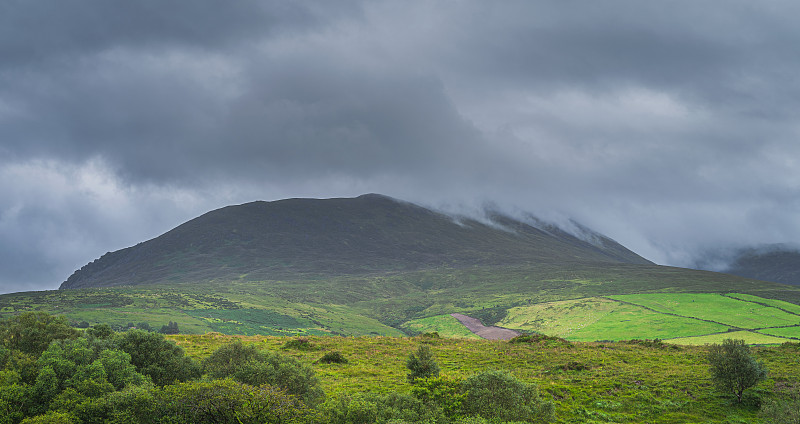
[86, 324, 114, 340]
[203, 340, 323, 405]
[159, 321, 179, 334]
[0, 312, 79, 357]
[114, 330, 200, 386]
[707, 338, 768, 403]
[460, 370, 554, 422]
[406, 345, 440, 383]
[19, 410, 76, 424]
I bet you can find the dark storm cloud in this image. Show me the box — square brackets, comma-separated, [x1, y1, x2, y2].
[2, 1, 800, 293]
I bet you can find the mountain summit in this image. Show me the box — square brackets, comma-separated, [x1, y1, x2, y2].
[60, 194, 650, 289]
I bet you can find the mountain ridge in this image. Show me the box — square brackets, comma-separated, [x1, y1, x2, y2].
[61, 194, 650, 289]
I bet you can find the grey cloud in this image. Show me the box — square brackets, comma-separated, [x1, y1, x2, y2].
[3, 1, 800, 292]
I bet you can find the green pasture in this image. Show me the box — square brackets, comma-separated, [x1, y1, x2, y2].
[725, 292, 800, 314]
[608, 293, 800, 329]
[167, 333, 800, 423]
[757, 326, 800, 339]
[499, 297, 730, 341]
[400, 314, 481, 339]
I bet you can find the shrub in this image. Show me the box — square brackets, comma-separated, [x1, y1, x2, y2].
[322, 392, 442, 424]
[86, 324, 114, 340]
[317, 351, 348, 364]
[156, 378, 316, 424]
[624, 338, 680, 350]
[0, 312, 79, 356]
[508, 333, 571, 348]
[159, 321, 179, 334]
[559, 361, 591, 371]
[410, 376, 464, 418]
[19, 411, 76, 424]
[203, 340, 323, 405]
[707, 339, 768, 403]
[282, 337, 316, 351]
[114, 330, 201, 386]
[460, 370, 554, 422]
[406, 345, 440, 383]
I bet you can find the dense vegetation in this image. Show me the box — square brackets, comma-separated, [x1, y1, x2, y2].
[2, 312, 800, 423]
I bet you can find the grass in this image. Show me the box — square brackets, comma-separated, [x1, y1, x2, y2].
[668, 331, 790, 346]
[756, 326, 800, 340]
[499, 297, 729, 341]
[725, 293, 800, 315]
[400, 314, 481, 339]
[166, 333, 800, 423]
[5, 264, 800, 345]
[608, 293, 800, 329]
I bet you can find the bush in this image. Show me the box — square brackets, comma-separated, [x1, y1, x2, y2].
[624, 338, 680, 350]
[159, 321, 179, 334]
[156, 378, 316, 424]
[707, 339, 768, 403]
[86, 324, 114, 340]
[203, 340, 323, 405]
[460, 370, 554, 422]
[114, 330, 201, 386]
[406, 345, 439, 383]
[0, 312, 79, 356]
[19, 411, 76, 424]
[508, 333, 571, 348]
[282, 338, 316, 351]
[410, 376, 464, 418]
[558, 361, 591, 371]
[322, 392, 443, 424]
[317, 351, 348, 364]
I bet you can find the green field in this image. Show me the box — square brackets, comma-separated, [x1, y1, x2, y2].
[757, 326, 800, 339]
[499, 297, 729, 341]
[163, 333, 800, 423]
[495, 293, 800, 344]
[400, 314, 481, 339]
[725, 292, 800, 314]
[4, 264, 800, 346]
[608, 293, 800, 329]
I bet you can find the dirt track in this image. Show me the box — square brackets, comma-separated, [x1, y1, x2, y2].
[450, 313, 520, 340]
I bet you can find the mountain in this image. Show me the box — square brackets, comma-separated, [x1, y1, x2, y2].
[60, 194, 650, 289]
[721, 245, 800, 286]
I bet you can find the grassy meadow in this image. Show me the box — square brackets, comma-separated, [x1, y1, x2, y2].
[166, 333, 800, 423]
[4, 264, 800, 346]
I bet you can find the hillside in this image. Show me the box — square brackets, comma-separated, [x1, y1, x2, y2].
[60, 194, 650, 289]
[723, 245, 800, 286]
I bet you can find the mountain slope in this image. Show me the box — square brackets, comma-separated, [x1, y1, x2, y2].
[723, 245, 800, 285]
[61, 194, 650, 289]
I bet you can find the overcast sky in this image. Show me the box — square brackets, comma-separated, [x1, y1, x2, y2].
[2, 1, 800, 293]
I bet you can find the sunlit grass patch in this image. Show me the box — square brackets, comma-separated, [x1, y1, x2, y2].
[726, 293, 800, 315]
[400, 314, 481, 339]
[608, 293, 800, 329]
[757, 326, 800, 340]
[499, 297, 728, 341]
[668, 330, 789, 345]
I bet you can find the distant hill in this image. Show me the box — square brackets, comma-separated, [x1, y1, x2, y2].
[720, 245, 800, 286]
[61, 194, 650, 289]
